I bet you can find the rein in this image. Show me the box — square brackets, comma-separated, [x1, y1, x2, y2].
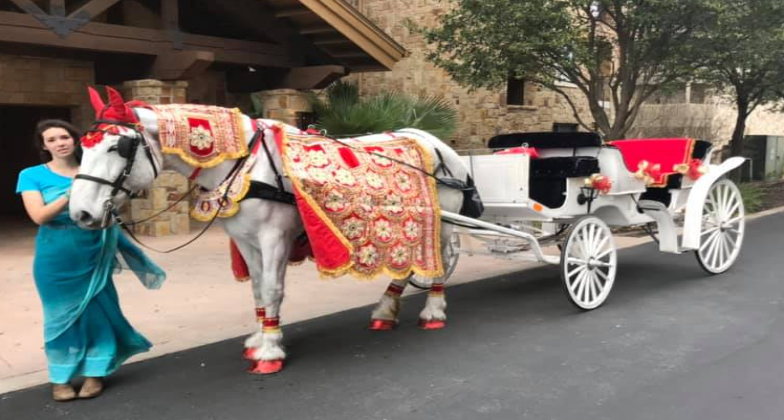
[117, 127, 264, 254]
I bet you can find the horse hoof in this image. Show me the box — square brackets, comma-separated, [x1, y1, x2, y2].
[418, 319, 446, 330]
[242, 347, 256, 361]
[369, 319, 397, 331]
[248, 359, 284, 375]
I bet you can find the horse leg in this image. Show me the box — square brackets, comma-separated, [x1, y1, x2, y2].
[249, 229, 292, 374]
[369, 279, 408, 330]
[238, 243, 266, 361]
[418, 224, 457, 330]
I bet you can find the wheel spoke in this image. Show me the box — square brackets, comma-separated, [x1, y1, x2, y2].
[595, 267, 610, 285]
[593, 260, 614, 267]
[584, 274, 594, 302]
[590, 272, 602, 299]
[593, 234, 610, 257]
[702, 231, 720, 262]
[595, 247, 614, 260]
[700, 230, 720, 252]
[567, 256, 587, 265]
[701, 226, 720, 236]
[567, 264, 586, 279]
[575, 270, 588, 299]
[709, 234, 722, 268]
[724, 231, 737, 252]
[725, 200, 740, 220]
[570, 270, 587, 293]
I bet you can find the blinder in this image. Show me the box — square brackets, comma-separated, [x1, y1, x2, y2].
[117, 135, 135, 159]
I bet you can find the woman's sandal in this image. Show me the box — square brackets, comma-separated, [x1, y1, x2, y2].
[52, 384, 76, 402]
[77, 377, 103, 399]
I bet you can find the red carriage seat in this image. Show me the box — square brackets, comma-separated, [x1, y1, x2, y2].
[608, 138, 706, 188]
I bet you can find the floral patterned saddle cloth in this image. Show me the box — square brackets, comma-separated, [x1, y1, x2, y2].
[278, 127, 444, 280]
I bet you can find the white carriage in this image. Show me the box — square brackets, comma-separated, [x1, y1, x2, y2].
[434, 132, 746, 310]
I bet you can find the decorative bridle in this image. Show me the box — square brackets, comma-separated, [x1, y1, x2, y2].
[74, 107, 160, 228]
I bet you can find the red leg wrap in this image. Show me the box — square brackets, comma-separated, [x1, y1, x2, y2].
[369, 319, 397, 331]
[418, 319, 446, 330]
[247, 359, 284, 375]
[385, 283, 404, 296]
[242, 347, 256, 361]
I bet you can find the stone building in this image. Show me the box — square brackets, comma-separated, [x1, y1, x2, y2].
[347, 0, 782, 152]
[0, 0, 405, 235]
[345, 0, 595, 150]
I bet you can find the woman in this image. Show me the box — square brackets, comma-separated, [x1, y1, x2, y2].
[16, 120, 165, 402]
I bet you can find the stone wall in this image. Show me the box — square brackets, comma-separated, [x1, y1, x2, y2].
[348, 0, 594, 149]
[120, 79, 191, 236]
[0, 53, 94, 127]
[256, 89, 313, 127]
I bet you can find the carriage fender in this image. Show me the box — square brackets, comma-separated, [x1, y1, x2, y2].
[681, 157, 746, 250]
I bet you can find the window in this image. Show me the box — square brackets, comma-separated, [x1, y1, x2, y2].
[553, 123, 578, 133]
[506, 77, 525, 106]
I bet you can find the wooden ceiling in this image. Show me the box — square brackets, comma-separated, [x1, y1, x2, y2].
[0, 0, 407, 90]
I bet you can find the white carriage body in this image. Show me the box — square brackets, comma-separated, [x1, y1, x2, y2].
[440, 134, 746, 310]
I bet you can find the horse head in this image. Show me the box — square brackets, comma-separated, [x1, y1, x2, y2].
[70, 86, 161, 229]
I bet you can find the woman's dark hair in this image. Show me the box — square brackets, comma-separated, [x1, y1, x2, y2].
[34, 119, 83, 163]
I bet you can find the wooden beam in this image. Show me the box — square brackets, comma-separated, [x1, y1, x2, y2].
[198, 0, 332, 66]
[297, 0, 407, 70]
[161, 0, 178, 30]
[280, 65, 346, 89]
[49, 0, 65, 17]
[151, 50, 213, 80]
[7, 0, 46, 15]
[313, 37, 353, 46]
[68, 0, 123, 20]
[274, 8, 313, 18]
[0, 11, 296, 68]
[329, 51, 368, 59]
[300, 25, 337, 35]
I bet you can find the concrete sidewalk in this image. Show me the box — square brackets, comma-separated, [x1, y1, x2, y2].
[0, 220, 652, 394]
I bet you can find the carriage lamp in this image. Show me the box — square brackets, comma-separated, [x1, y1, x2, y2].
[577, 185, 600, 213]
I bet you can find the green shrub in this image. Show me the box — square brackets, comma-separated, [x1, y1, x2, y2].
[738, 182, 764, 213]
[308, 80, 457, 139]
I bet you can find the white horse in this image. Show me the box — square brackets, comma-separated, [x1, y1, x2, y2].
[69, 87, 467, 374]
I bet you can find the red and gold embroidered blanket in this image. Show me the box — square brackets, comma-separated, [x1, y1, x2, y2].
[151, 104, 248, 168]
[276, 127, 443, 280]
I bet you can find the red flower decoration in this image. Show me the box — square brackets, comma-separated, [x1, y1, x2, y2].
[584, 174, 612, 194]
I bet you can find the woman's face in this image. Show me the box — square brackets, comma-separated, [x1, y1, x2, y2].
[41, 127, 75, 160]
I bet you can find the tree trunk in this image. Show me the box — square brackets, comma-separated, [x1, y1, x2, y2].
[728, 102, 749, 181]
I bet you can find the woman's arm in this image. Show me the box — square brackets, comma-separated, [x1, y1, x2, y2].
[21, 191, 69, 225]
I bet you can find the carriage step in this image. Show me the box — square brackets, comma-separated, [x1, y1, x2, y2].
[637, 200, 681, 254]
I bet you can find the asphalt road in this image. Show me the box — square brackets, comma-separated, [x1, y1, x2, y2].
[2, 213, 783, 420]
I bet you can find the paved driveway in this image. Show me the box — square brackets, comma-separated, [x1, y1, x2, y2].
[2, 213, 783, 420]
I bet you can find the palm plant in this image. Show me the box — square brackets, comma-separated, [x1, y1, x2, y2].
[308, 80, 457, 140]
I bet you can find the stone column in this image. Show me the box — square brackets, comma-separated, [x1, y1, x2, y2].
[121, 79, 190, 236]
[256, 89, 313, 128]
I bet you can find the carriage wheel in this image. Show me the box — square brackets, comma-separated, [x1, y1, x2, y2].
[409, 233, 461, 289]
[560, 216, 617, 310]
[696, 179, 745, 274]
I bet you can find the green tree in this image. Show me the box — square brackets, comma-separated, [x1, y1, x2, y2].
[697, 0, 784, 159]
[417, 0, 710, 140]
[309, 80, 458, 139]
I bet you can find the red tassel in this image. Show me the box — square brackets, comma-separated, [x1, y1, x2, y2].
[230, 239, 250, 282]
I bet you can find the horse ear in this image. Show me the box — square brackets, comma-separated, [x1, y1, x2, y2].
[87, 86, 106, 118]
[105, 86, 138, 123]
[106, 86, 126, 112]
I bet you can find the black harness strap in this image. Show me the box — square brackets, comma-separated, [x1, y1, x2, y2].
[259, 135, 286, 191]
[241, 181, 296, 205]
